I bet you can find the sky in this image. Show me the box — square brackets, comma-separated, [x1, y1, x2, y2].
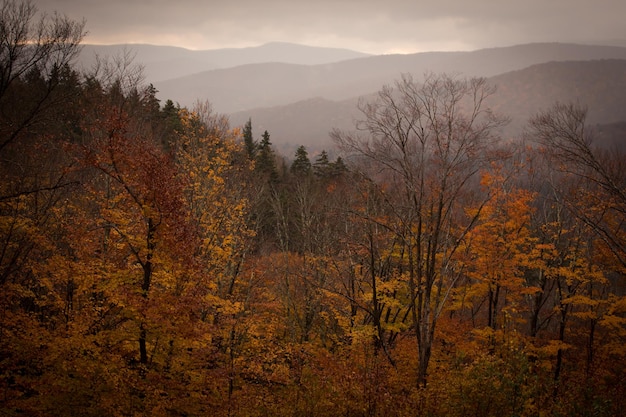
[38, 0, 626, 55]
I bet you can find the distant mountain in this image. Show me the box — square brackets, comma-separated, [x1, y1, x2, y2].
[228, 59, 626, 152]
[79, 42, 626, 152]
[486, 59, 626, 135]
[154, 43, 626, 115]
[76, 42, 371, 83]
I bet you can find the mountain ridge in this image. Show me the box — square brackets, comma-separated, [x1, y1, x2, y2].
[79, 42, 626, 153]
[76, 42, 371, 82]
[153, 42, 626, 114]
[228, 58, 626, 152]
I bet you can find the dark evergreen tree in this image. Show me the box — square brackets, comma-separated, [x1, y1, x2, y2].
[255, 130, 278, 182]
[162, 99, 181, 125]
[243, 118, 257, 160]
[157, 99, 182, 149]
[290, 145, 312, 177]
[141, 84, 161, 119]
[313, 150, 330, 177]
[312, 150, 347, 179]
[330, 156, 348, 177]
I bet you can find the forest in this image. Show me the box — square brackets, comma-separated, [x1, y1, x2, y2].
[1, 1, 625, 416]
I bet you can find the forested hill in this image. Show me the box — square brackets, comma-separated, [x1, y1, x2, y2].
[153, 42, 626, 114]
[487, 59, 626, 140]
[228, 58, 626, 151]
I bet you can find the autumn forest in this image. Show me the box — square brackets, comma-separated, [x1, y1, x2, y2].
[1, 1, 625, 416]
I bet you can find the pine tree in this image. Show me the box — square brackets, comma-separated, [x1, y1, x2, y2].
[159, 99, 182, 149]
[243, 118, 257, 160]
[255, 130, 278, 182]
[290, 145, 312, 176]
[313, 150, 330, 177]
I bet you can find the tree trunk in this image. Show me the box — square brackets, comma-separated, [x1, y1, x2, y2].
[139, 323, 148, 365]
[139, 217, 155, 366]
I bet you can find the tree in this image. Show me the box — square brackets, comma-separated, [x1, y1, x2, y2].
[313, 150, 330, 177]
[526, 102, 626, 395]
[173, 106, 254, 298]
[0, 0, 85, 154]
[332, 72, 507, 386]
[80, 104, 190, 367]
[527, 102, 626, 270]
[255, 130, 279, 182]
[290, 145, 312, 177]
[243, 118, 257, 160]
[459, 165, 539, 345]
[0, 6, 87, 408]
[314, 150, 347, 180]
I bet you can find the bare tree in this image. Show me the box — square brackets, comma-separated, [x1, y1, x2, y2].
[0, 0, 85, 153]
[527, 101, 626, 269]
[332, 72, 507, 386]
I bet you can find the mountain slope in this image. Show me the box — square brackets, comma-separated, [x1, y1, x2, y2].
[155, 43, 626, 113]
[228, 59, 626, 151]
[487, 59, 626, 134]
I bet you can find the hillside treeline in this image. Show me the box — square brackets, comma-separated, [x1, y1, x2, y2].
[1, 2, 625, 416]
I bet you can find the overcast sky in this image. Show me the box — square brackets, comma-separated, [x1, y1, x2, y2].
[38, 0, 626, 54]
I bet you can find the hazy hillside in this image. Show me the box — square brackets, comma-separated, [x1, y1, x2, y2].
[486, 59, 626, 135]
[595, 121, 626, 150]
[155, 43, 626, 114]
[230, 96, 363, 155]
[229, 59, 626, 152]
[76, 42, 371, 82]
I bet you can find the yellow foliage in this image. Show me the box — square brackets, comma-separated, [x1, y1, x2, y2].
[536, 339, 573, 356]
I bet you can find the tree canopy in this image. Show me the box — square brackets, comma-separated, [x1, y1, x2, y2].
[1, 2, 625, 415]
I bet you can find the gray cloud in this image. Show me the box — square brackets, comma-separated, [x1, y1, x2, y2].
[37, 0, 626, 53]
